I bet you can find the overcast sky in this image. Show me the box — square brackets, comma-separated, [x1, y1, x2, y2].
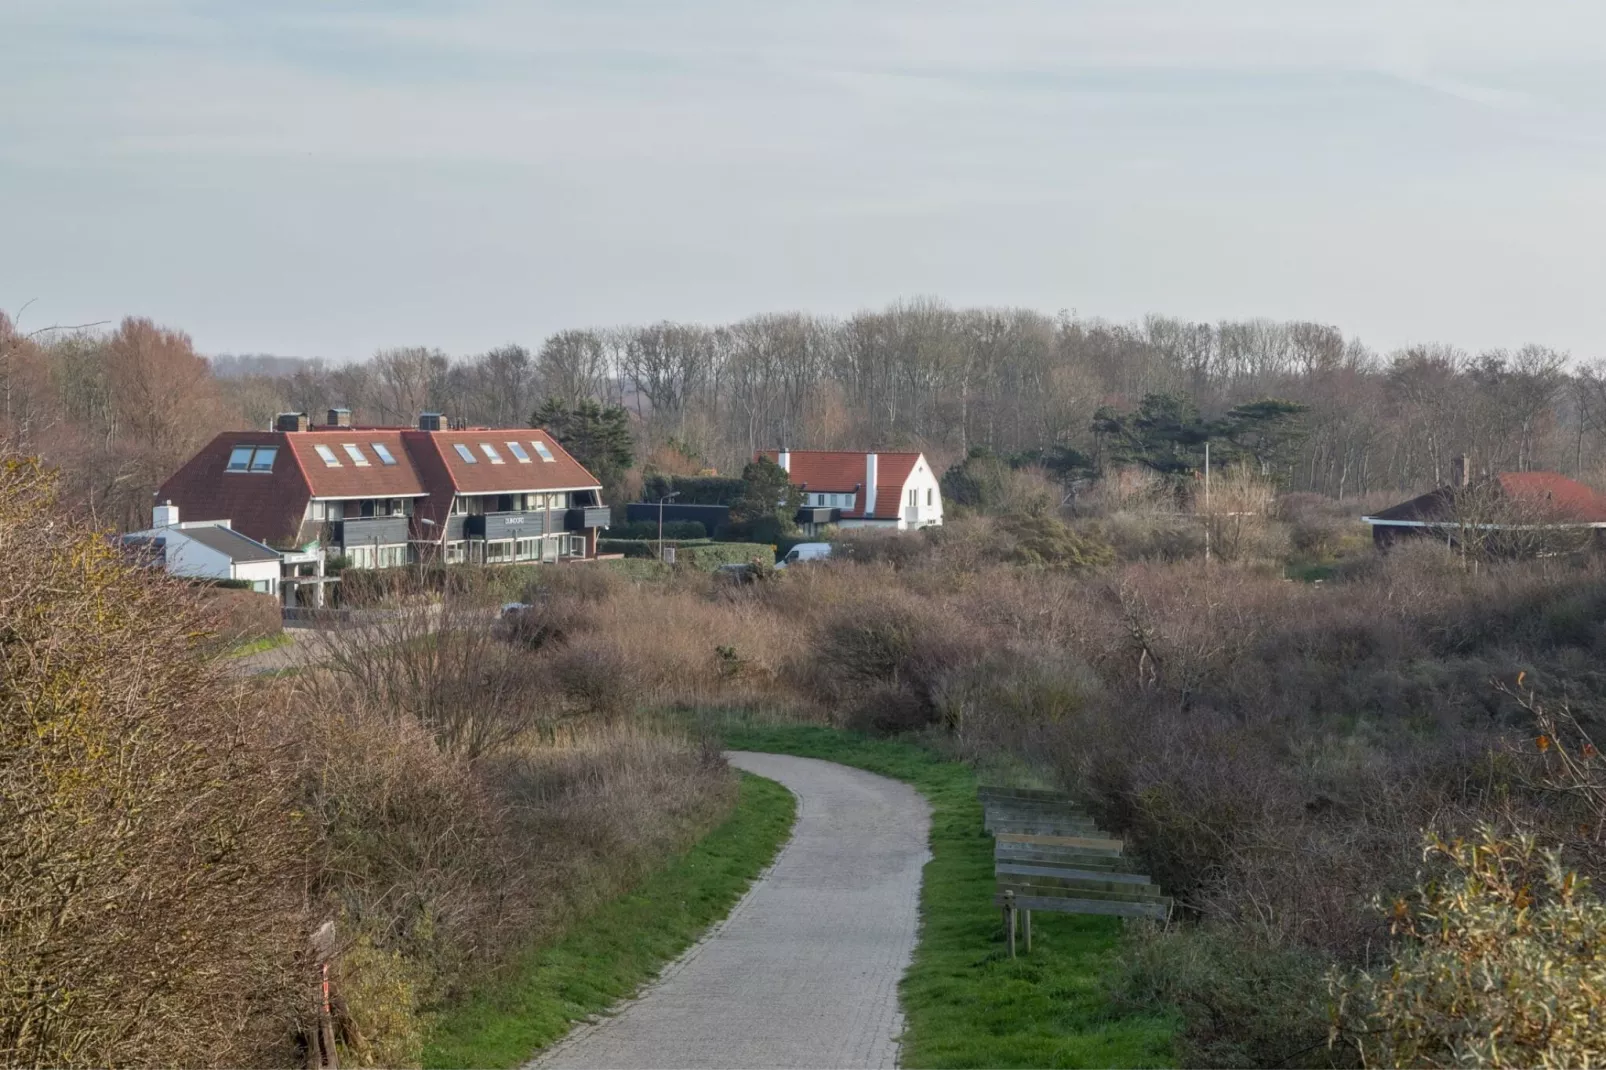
[4, 1, 1605, 360]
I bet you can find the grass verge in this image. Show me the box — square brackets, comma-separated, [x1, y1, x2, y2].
[422, 771, 796, 1069]
[225, 631, 292, 657]
[720, 720, 1178, 1069]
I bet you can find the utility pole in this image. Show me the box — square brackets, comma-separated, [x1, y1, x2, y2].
[657, 491, 680, 561]
[1203, 440, 1211, 565]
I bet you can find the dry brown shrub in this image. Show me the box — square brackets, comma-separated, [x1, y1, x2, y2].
[195, 585, 284, 645]
[0, 458, 308, 1068]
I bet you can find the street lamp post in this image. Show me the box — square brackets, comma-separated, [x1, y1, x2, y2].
[657, 491, 681, 562]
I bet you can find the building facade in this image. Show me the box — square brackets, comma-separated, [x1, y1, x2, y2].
[154, 411, 610, 588]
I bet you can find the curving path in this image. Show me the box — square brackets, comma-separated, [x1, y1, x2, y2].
[534, 751, 932, 1070]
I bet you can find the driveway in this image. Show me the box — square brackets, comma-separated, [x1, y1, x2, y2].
[534, 751, 932, 1070]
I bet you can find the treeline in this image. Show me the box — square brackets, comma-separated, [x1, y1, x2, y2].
[5, 302, 1604, 528]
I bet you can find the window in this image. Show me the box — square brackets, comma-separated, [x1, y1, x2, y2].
[371, 443, 397, 465]
[308, 501, 326, 522]
[450, 496, 467, 516]
[342, 443, 370, 466]
[506, 441, 531, 463]
[927, 488, 933, 506]
[251, 579, 271, 594]
[314, 444, 341, 467]
[485, 540, 514, 563]
[454, 443, 477, 463]
[376, 545, 409, 569]
[516, 537, 540, 560]
[565, 535, 586, 557]
[532, 440, 556, 462]
[908, 488, 918, 508]
[445, 541, 466, 565]
[480, 443, 504, 464]
[227, 445, 278, 473]
[325, 500, 345, 520]
[346, 545, 374, 569]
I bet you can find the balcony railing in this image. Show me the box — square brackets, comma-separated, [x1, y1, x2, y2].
[333, 516, 409, 547]
[565, 506, 612, 531]
[465, 511, 550, 540]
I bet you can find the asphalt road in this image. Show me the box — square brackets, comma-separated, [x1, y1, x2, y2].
[534, 751, 933, 1070]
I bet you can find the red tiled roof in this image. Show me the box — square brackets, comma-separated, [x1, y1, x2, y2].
[1369, 471, 1606, 525]
[758, 450, 922, 520]
[407, 428, 601, 495]
[284, 430, 427, 498]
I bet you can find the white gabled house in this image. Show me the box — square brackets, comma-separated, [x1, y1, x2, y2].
[759, 449, 944, 536]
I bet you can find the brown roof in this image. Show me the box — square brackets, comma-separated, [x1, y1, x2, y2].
[408, 428, 601, 495]
[1368, 471, 1606, 525]
[154, 431, 313, 546]
[283, 430, 427, 498]
[758, 450, 922, 520]
[156, 424, 603, 546]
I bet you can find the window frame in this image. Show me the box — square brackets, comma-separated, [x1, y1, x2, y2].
[479, 443, 505, 464]
[342, 443, 370, 467]
[531, 440, 556, 462]
[226, 446, 255, 472]
[453, 443, 477, 464]
[371, 442, 398, 465]
[314, 444, 342, 467]
[506, 441, 531, 463]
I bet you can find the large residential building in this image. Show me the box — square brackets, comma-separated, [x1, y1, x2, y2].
[154, 411, 610, 596]
[759, 449, 944, 534]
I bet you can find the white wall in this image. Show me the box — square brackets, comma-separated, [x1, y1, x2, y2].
[896, 456, 944, 530]
[159, 532, 236, 581]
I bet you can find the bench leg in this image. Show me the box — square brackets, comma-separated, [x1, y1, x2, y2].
[1008, 904, 1017, 958]
[1024, 909, 1032, 954]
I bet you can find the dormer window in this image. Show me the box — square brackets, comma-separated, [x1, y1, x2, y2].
[342, 444, 370, 467]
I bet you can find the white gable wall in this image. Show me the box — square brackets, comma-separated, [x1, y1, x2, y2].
[897, 456, 944, 530]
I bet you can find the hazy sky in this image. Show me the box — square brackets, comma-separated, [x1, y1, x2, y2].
[4, 1, 1605, 360]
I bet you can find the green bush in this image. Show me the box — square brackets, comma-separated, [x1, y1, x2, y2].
[641, 474, 745, 505]
[1333, 827, 1606, 1068]
[603, 520, 708, 541]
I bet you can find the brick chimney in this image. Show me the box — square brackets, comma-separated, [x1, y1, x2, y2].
[275, 412, 309, 433]
[1451, 454, 1470, 488]
[327, 407, 352, 427]
[418, 412, 445, 432]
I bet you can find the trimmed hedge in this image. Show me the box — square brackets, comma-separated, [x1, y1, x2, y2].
[598, 540, 774, 568]
[602, 521, 709, 541]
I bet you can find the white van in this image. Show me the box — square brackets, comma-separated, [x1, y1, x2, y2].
[776, 542, 832, 569]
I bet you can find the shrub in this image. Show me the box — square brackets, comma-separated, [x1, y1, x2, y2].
[0, 458, 307, 1067]
[997, 512, 1114, 569]
[1333, 827, 1606, 1068]
[550, 639, 642, 717]
[195, 585, 284, 645]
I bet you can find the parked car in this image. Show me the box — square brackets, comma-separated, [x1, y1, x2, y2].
[776, 542, 832, 569]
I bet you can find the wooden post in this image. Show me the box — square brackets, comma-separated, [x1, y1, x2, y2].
[310, 920, 339, 1069]
[1024, 909, 1032, 954]
[1005, 889, 1017, 959]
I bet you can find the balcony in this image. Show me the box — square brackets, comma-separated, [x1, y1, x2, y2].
[795, 506, 841, 525]
[333, 516, 409, 547]
[465, 511, 550, 540]
[565, 506, 612, 531]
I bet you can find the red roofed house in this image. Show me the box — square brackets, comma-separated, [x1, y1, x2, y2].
[1363, 455, 1606, 553]
[758, 449, 944, 536]
[153, 409, 610, 602]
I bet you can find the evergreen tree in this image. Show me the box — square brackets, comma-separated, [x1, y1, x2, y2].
[531, 397, 635, 498]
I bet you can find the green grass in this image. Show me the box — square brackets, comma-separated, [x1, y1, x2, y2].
[720, 721, 1178, 1069]
[224, 630, 292, 657]
[422, 772, 797, 1069]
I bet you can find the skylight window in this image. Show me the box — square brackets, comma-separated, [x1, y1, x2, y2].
[453, 443, 477, 463]
[532, 440, 556, 462]
[371, 443, 397, 465]
[226, 445, 279, 473]
[506, 441, 531, 463]
[480, 443, 505, 464]
[314, 444, 342, 467]
[341, 443, 370, 467]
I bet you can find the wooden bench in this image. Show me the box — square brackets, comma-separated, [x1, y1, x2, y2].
[981, 786, 1171, 955]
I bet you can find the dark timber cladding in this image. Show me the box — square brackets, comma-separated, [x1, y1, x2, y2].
[980, 785, 1171, 955]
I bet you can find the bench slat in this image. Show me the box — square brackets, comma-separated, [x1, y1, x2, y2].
[994, 893, 1170, 921]
[1001, 873, 1163, 897]
[997, 831, 1124, 852]
[997, 862, 1154, 885]
[995, 881, 1168, 907]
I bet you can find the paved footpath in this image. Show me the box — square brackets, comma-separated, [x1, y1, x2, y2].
[534, 751, 932, 1070]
